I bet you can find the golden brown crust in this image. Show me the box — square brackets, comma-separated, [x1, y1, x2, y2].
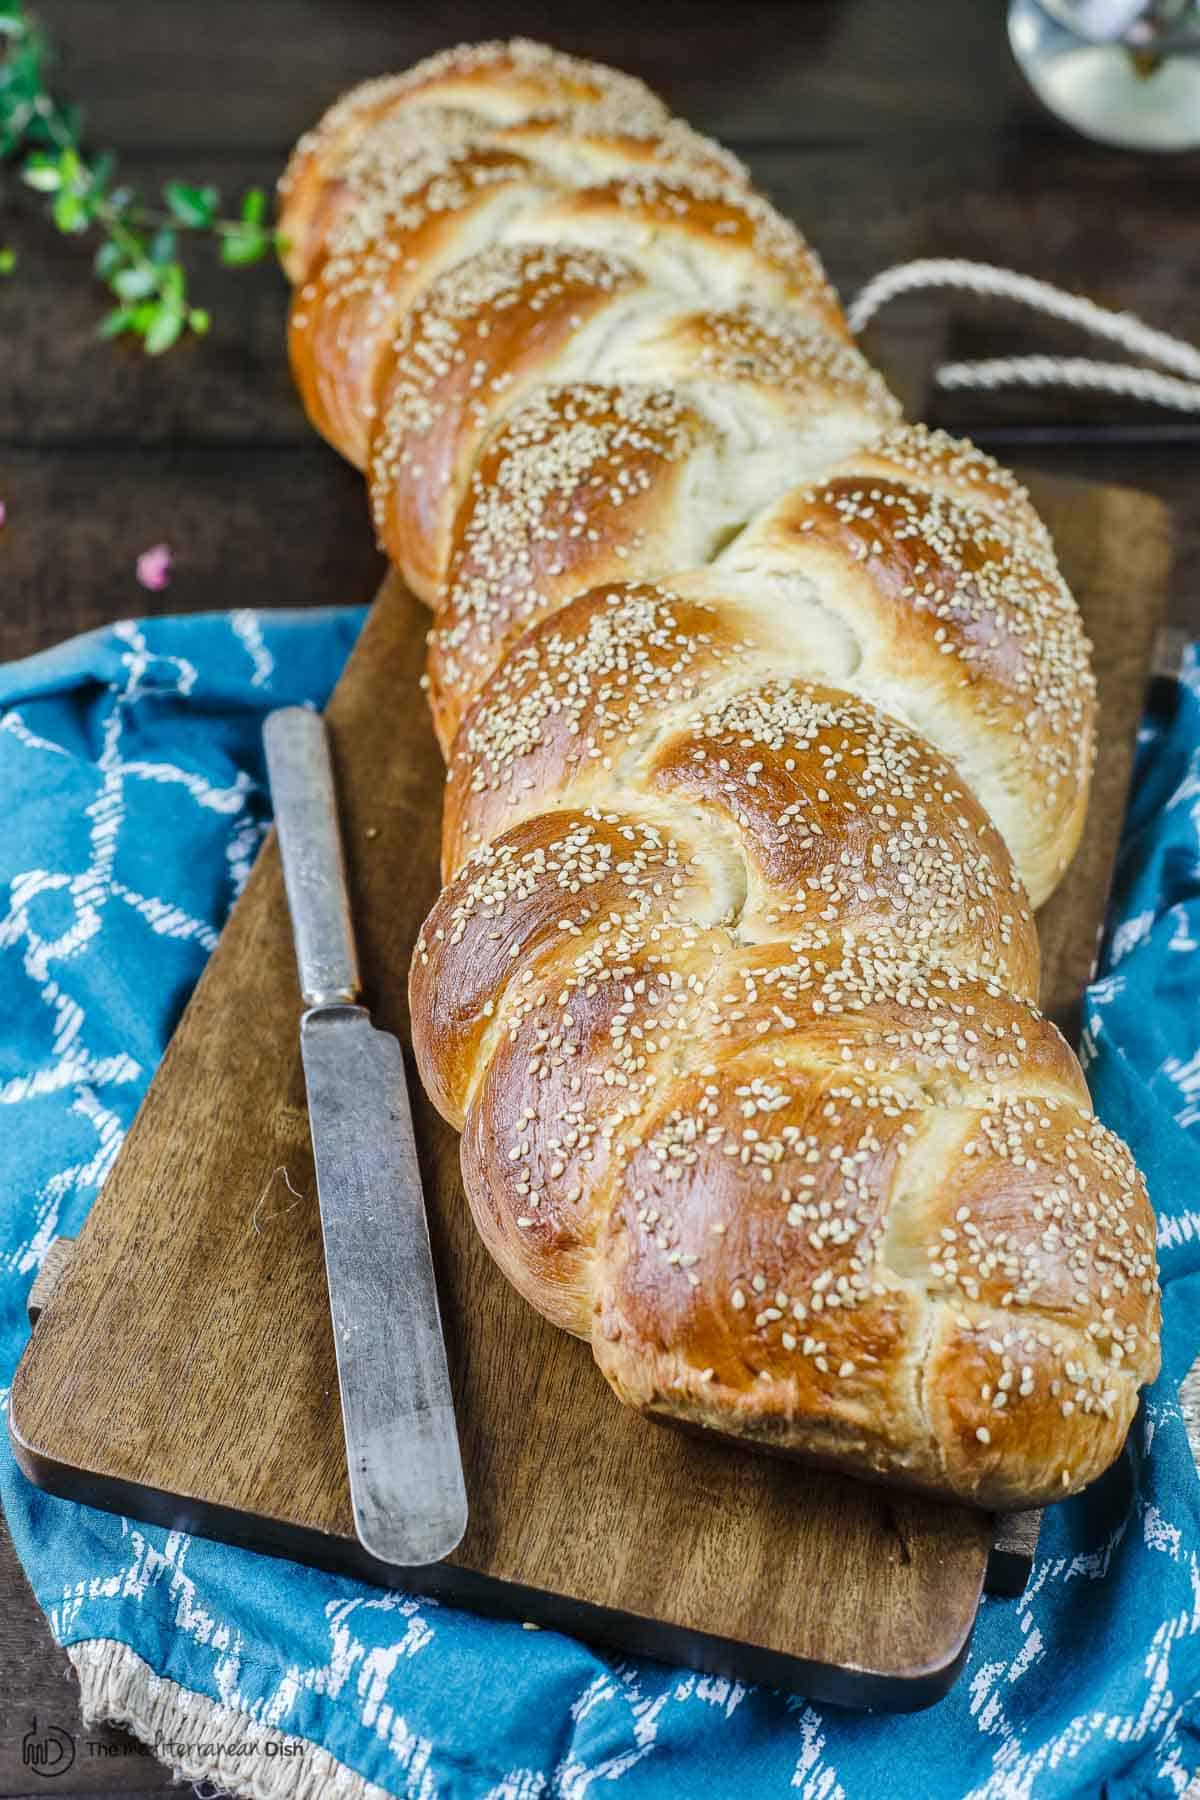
[277, 39, 681, 280]
[594, 1061, 935, 1464]
[442, 577, 1038, 997]
[289, 42, 1159, 1511]
[368, 245, 647, 599]
[590, 1052, 1154, 1509]
[410, 807, 729, 1124]
[460, 921, 725, 1338]
[646, 685, 1041, 993]
[288, 146, 550, 468]
[425, 311, 897, 744]
[442, 582, 753, 870]
[718, 440, 1095, 905]
[512, 169, 847, 332]
[427, 385, 716, 751]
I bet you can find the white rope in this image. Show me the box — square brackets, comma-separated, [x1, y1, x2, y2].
[848, 257, 1200, 414]
[939, 355, 1200, 415]
[848, 258, 1200, 379]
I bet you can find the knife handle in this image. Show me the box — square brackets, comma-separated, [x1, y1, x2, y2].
[264, 708, 361, 1007]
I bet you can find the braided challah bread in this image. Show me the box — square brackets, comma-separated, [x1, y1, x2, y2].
[281, 39, 1160, 1510]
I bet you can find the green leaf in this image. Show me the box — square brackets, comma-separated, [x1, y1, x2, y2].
[94, 239, 123, 278]
[219, 224, 267, 267]
[0, 111, 32, 158]
[52, 189, 87, 233]
[149, 226, 176, 265]
[111, 264, 158, 300]
[163, 180, 218, 229]
[160, 260, 185, 303]
[87, 150, 116, 198]
[2, 39, 43, 111]
[20, 110, 56, 148]
[144, 300, 184, 355]
[240, 186, 266, 225]
[21, 154, 61, 192]
[0, 246, 15, 274]
[98, 304, 135, 340]
[188, 306, 210, 335]
[115, 224, 147, 261]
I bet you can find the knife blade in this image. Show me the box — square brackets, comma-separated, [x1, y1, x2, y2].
[263, 705, 467, 1567]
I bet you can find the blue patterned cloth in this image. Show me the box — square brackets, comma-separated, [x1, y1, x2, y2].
[3, 610, 1200, 1799]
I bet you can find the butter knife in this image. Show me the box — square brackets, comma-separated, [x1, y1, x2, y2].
[263, 706, 467, 1567]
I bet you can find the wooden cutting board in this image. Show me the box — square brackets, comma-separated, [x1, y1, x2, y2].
[8, 472, 1169, 1711]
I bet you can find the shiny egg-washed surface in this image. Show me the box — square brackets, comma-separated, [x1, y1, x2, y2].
[280, 38, 1159, 1508]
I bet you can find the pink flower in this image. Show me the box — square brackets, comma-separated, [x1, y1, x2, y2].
[136, 542, 173, 591]
[0, 501, 7, 528]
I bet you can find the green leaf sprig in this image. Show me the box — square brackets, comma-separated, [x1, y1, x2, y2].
[0, 1, 279, 351]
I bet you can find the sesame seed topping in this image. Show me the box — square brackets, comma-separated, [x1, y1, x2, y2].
[285, 41, 1159, 1507]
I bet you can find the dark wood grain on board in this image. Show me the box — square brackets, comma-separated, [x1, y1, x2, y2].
[7, 471, 1168, 1712]
[1036, 481, 1170, 1034]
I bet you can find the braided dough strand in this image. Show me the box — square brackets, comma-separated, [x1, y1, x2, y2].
[281, 40, 1160, 1509]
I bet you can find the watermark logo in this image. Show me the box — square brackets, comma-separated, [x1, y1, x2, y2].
[21, 1718, 76, 1779]
[14, 1715, 307, 1776]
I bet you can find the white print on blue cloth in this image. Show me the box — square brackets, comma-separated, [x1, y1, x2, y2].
[0, 621, 270, 1279]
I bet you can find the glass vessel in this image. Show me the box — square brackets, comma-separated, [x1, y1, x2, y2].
[1009, 0, 1200, 149]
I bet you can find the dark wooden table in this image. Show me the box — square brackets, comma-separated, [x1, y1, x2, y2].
[1, 1, 1197, 1792]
